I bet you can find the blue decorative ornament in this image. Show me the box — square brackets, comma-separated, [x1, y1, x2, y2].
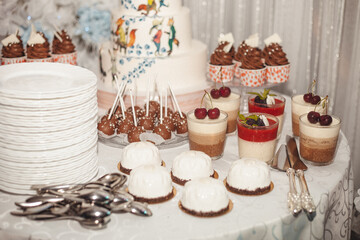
[20, 21, 53, 47]
[136, 50, 141, 56]
[76, 6, 111, 44]
[161, 48, 166, 53]
[145, 44, 150, 50]
[119, 59, 124, 65]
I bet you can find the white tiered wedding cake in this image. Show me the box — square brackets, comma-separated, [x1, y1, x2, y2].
[98, 0, 208, 111]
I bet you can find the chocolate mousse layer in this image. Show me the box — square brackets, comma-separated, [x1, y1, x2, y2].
[262, 43, 289, 66]
[299, 134, 338, 164]
[188, 132, 226, 158]
[52, 30, 76, 54]
[210, 41, 233, 65]
[226, 110, 238, 133]
[2, 42, 25, 58]
[292, 113, 300, 137]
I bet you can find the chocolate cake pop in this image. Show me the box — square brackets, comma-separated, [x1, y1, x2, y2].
[176, 117, 188, 134]
[98, 120, 116, 136]
[117, 119, 134, 134]
[138, 115, 155, 131]
[128, 126, 145, 143]
[101, 114, 118, 127]
[153, 124, 171, 140]
[162, 107, 174, 118]
[173, 112, 187, 126]
[162, 116, 175, 132]
[148, 101, 160, 116]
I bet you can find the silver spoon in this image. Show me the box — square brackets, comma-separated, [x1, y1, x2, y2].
[11, 202, 54, 216]
[126, 201, 152, 217]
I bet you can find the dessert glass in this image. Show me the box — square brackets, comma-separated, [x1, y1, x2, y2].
[248, 95, 285, 136]
[299, 114, 341, 165]
[204, 92, 241, 133]
[187, 110, 228, 160]
[291, 95, 327, 136]
[237, 113, 278, 163]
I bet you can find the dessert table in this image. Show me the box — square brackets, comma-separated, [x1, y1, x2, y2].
[0, 96, 353, 240]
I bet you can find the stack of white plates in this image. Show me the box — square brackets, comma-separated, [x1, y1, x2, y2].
[0, 63, 99, 194]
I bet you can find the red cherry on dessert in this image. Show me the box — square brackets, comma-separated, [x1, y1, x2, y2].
[319, 115, 333, 126]
[208, 108, 220, 119]
[307, 111, 320, 123]
[194, 108, 207, 119]
[303, 93, 313, 103]
[210, 89, 220, 99]
[311, 95, 321, 105]
[219, 86, 231, 97]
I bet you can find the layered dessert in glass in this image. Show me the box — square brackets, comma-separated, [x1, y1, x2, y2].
[205, 91, 240, 133]
[291, 95, 327, 136]
[299, 113, 341, 165]
[237, 113, 278, 163]
[187, 110, 228, 160]
[248, 92, 285, 135]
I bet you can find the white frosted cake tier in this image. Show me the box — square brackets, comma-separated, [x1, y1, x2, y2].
[99, 39, 207, 95]
[119, 0, 182, 16]
[111, 7, 192, 58]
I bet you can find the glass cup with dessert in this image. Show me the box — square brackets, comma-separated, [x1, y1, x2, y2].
[204, 85, 240, 134]
[291, 80, 327, 137]
[187, 92, 228, 160]
[299, 110, 341, 166]
[237, 113, 279, 163]
[247, 89, 285, 136]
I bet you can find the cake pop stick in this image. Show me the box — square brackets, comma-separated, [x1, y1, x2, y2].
[160, 87, 163, 124]
[119, 95, 126, 119]
[129, 89, 137, 126]
[116, 81, 126, 119]
[108, 85, 122, 120]
[146, 78, 150, 116]
[168, 81, 183, 118]
[165, 87, 168, 117]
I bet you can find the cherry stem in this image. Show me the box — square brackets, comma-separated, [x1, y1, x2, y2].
[203, 90, 213, 108]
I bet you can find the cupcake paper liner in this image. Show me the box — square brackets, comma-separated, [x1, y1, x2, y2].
[233, 60, 242, 78]
[1, 56, 26, 65]
[52, 51, 77, 65]
[208, 63, 235, 83]
[26, 57, 54, 63]
[266, 64, 290, 84]
[239, 68, 266, 87]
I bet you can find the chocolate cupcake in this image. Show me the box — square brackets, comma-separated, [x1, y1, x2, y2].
[26, 32, 52, 63]
[52, 29, 77, 65]
[1, 34, 26, 65]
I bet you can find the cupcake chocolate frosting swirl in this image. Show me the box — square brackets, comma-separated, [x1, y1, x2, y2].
[52, 30, 75, 54]
[210, 41, 233, 65]
[1, 34, 25, 58]
[234, 41, 250, 62]
[2, 42, 25, 58]
[26, 32, 51, 59]
[262, 43, 289, 66]
[240, 47, 265, 70]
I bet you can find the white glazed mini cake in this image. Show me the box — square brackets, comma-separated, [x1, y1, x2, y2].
[128, 164, 174, 203]
[98, 0, 208, 112]
[119, 142, 162, 174]
[180, 177, 230, 217]
[226, 158, 272, 195]
[171, 151, 214, 185]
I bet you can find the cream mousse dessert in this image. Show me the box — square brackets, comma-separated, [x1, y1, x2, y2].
[205, 86, 240, 133]
[187, 109, 228, 160]
[237, 113, 278, 163]
[128, 164, 174, 204]
[291, 94, 327, 137]
[225, 158, 272, 195]
[248, 89, 285, 135]
[171, 150, 215, 185]
[299, 113, 341, 165]
[119, 142, 162, 174]
[179, 177, 231, 217]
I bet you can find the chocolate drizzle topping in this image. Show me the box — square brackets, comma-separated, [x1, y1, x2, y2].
[52, 30, 76, 54]
[210, 41, 233, 65]
[262, 43, 289, 66]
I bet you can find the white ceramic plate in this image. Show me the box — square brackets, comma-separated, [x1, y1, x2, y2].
[0, 63, 97, 99]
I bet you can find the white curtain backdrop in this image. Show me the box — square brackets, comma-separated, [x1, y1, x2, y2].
[184, 0, 359, 191]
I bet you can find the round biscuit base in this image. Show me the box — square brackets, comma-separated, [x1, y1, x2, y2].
[178, 200, 233, 218]
[224, 179, 274, 196]
[171, 170, 219, 186]
[118, 161, 166, 175]
[126, 187, 176, 204]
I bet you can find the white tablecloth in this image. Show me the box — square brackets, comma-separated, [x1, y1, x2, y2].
[0, 96, 353, 240]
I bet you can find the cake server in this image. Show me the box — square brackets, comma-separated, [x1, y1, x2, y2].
[272, 144, 302, 217]
[286, 136, 316, 221]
